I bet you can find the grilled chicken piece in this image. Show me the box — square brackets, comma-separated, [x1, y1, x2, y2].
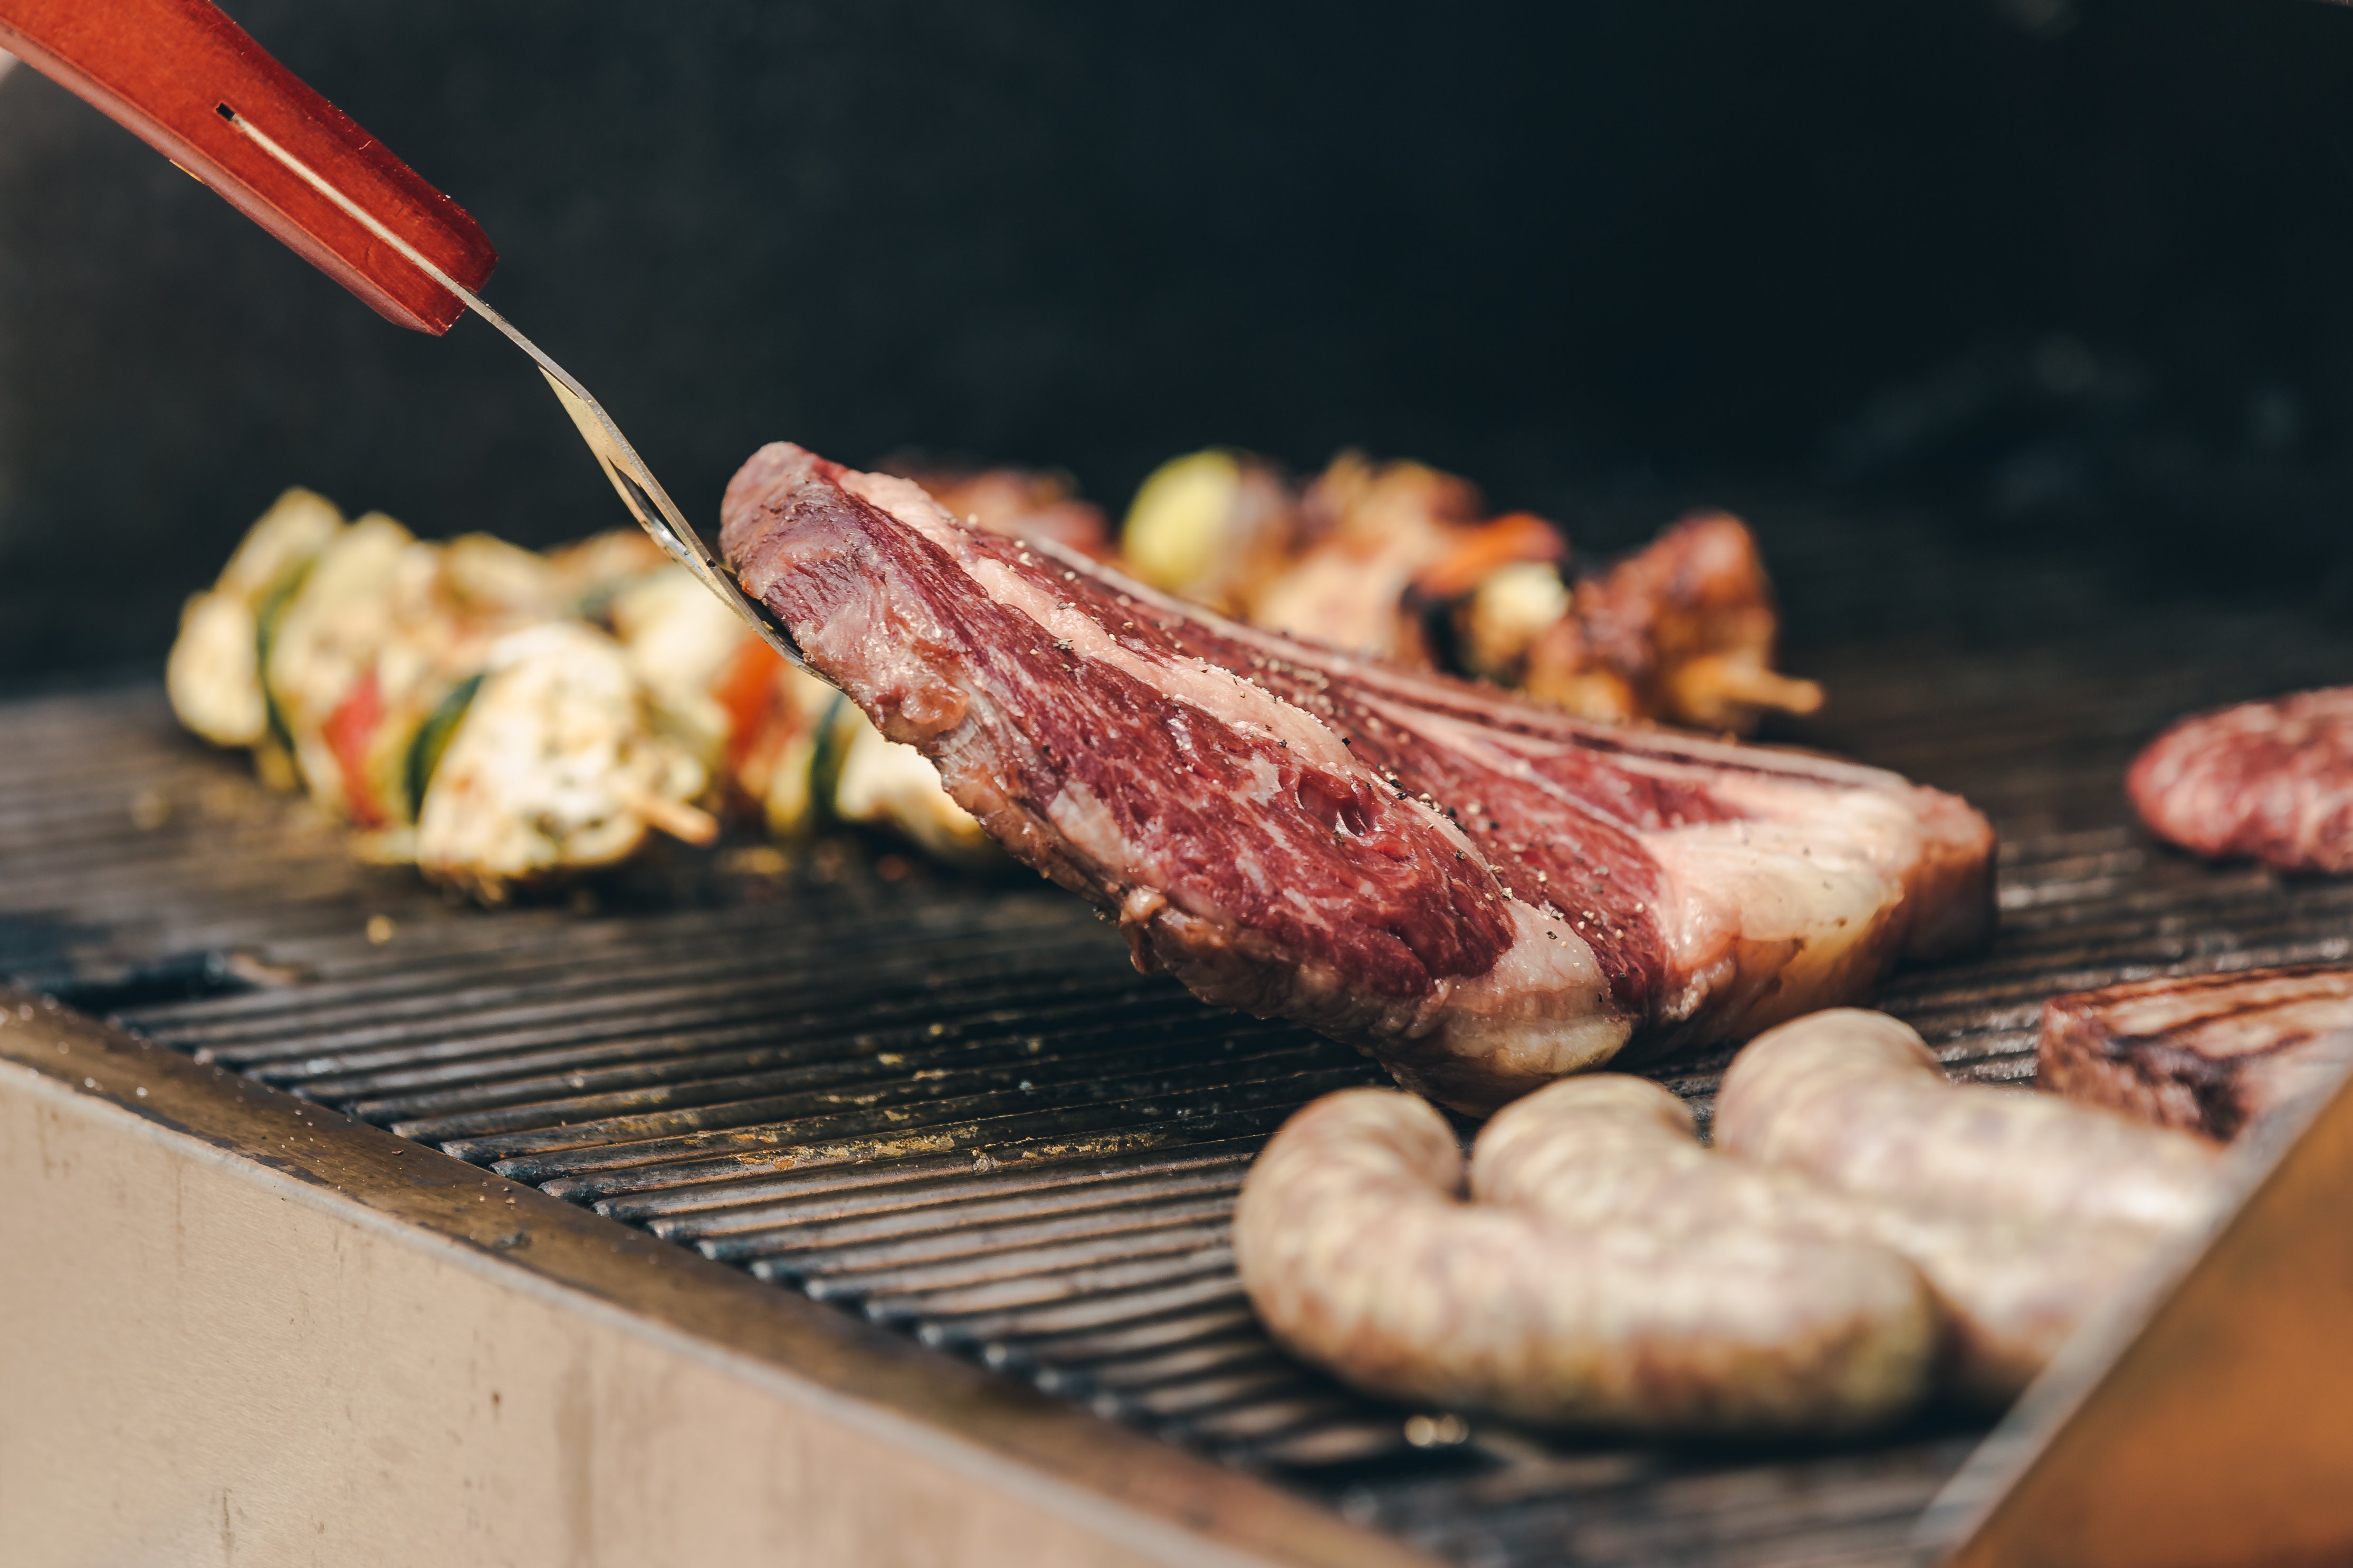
[602, 561, 989, 854]
[1525, 512, 1823, 733]
[415, 622, 712, 899]
[827, 706, 994, 859]
[720, 442, 1994, 1111]
[283, 537, 716, 885]
[2129, 687, 2353, 873]
[1246, 455, 1504, 662]
[544, 528, 667, 608]
[609, 565, 779, 764]
[2040, 967, 2353, 1140]
[254, 521, 554, 827]
[334, 532, 585, 832]
[1120, 451, 1815, 733]
[169, 498, 721, 897]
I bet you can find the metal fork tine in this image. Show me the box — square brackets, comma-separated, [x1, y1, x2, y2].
[218, 108, 812, 674]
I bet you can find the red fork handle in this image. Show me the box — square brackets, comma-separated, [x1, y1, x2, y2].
[0, 0, 495, 333]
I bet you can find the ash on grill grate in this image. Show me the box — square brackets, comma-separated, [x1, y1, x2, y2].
[9, 547, 2353, 1567]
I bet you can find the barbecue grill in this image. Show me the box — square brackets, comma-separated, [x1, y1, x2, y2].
[9, 507, 2351, 1566]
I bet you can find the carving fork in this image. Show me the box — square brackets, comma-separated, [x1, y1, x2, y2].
[0, 0, 806, 670]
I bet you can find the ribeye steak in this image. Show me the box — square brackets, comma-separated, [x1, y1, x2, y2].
[721, 443, 1995, 1111]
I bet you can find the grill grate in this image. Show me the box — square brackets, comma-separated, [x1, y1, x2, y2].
[8, 521, 2353, 1567]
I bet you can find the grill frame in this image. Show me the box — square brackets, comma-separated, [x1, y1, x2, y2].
[0, 994, 1419, 1568]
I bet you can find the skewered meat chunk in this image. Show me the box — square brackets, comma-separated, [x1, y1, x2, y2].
[263, 511, 418, 817]
[416, 622, 713, 899]
[274, 526, 687, 847]
[542, 527, 668, 602]
[2040, 967, 2353, 1141]
[170, 487, 991, 892]
[1247, 455, 1533, 663]
[1120, 449, 1819, 733]
[339, 533, 598, 832]
[609, 565, 798, 769]
[720, 442, 1995, 1110]
[604, 562, 989, 854]
[1524, 511, 1823, 731]
[1233, 1083, 1940, 1435]
[1452, 559, 1570, 684]
[167, 498, 716, 896]
[827, 706, 994, 859]
[1141, 450, 1566, 671]
[2128, 687, 2353, 873]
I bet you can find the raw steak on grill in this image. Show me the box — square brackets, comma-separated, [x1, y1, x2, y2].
[2040, 966, 2353, 1141]
[2128, 687, 2353, 873]
[720, 443, 1996, 1111]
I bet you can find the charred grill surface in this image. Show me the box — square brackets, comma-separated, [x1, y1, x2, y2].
[7, 518, 2352, 1568]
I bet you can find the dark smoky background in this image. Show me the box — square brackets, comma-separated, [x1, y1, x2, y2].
[1, 0, 2349, 680]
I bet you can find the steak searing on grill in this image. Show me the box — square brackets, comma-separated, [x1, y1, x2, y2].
[720, 443, 1996, 1110]
[2128, 687, 2353, 873]
[2040, 967, 2353, 1140]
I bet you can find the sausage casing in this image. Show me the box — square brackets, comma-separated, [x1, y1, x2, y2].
[1477, 1072, 2145, 1404]
[1712, 1008, 2225, 1400]
[1235, 1084, 1939, 1435]
[1715, 1008, 2222, 1235]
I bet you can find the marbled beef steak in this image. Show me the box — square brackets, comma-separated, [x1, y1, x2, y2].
[2128, 687, 2353, 874]
[2041, 967, 2353, 1141]
[720, 443, 1995, 1111]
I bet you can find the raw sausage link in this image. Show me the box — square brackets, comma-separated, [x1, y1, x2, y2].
[1851, 1202, 2155, 1403]
[1714, 1008, 2224, 1235]
[1476, 1073, 2150, 1403]
[1234, 1084, 1939, 1435]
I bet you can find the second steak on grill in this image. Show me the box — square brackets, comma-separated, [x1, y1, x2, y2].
[2128, 687, 2353, 873]
[2040, 967, 2353, 1140]
[720, 443, 1996, 1111]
